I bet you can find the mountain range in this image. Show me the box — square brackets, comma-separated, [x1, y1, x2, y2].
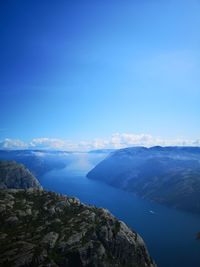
[87, 146, 200, 213]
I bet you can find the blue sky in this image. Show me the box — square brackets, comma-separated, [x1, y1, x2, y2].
[0, 0, 200, 150]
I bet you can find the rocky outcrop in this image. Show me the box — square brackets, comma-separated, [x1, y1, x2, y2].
[0, 189, 156, 267]
[0, 160, 42, 189]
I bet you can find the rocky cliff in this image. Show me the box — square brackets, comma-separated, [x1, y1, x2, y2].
[0, 160, 42, 189]
[0, 189, 156, 267]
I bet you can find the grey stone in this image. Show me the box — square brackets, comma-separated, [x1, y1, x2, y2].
[42, 232, 59, 249]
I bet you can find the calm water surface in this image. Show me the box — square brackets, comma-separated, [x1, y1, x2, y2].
[40, 153, 200, 267]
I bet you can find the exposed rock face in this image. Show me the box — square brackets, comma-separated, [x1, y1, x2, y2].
[0, 161, 42, 189]
[0, 189, 156, 267]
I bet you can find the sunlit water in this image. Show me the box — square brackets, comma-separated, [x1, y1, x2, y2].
[40, 153, 200, 267]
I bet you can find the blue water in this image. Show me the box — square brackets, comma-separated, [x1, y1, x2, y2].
[40, 154, 200, 267]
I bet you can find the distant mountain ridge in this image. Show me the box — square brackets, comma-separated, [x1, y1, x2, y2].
[87, 146, 200, 213]
[0, 150, 67, 177]
[0, 149, 111, 178]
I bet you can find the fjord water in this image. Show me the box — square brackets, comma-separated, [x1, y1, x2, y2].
[40, 153, 200, 267]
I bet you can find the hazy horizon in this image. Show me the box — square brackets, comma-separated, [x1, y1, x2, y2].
[0, 139, 200, 152]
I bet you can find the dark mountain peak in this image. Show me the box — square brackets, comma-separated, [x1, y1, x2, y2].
[0, 160, 42, 189]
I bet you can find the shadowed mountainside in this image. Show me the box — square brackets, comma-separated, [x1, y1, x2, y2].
[0, 150, 68, 177]
[87, 146, 200, 213]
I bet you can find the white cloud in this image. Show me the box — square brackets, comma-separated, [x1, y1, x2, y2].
[0, 134, 200, 151]
[192, 139, 200, 146]
[30, 138, 68, 150]
[0, 138, 28, 150]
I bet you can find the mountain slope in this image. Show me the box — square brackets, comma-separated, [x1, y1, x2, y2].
[0, 150, 67, 177]
[0, 189, 156, 267]
[87, 146, 200, 213]
[0, 150, 110, 178]
[0, 161, 42, 189]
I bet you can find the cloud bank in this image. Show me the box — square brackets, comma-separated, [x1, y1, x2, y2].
[0, 133, 200, 151]
[0, 138, 28, 150]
